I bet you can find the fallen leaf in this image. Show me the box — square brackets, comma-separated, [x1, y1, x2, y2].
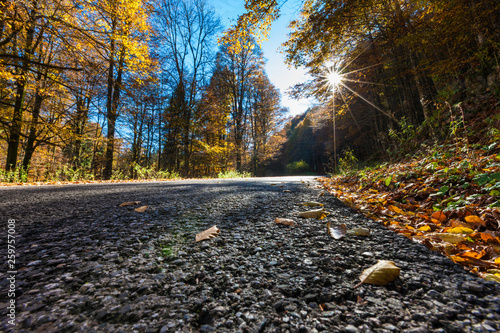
[459, 249, 486, 259]
[481, 273, 500, 283]
[275, 218, 294, 226]
[430, 232, 467, 244]
[298, 208, 330, 219]
[465, 215, 486, 226]
[302, 201, 324, 207]
[389, 205, 404, 215]
[478, 232, 496, 243]
[120, 201, 141, 207]
[195, 225, 220, 242]
[431, 211, 447, 222]
[450, 255, 494, 267]
[356, 260, 401, 287]
[347, 227, 370, 236]
[418, 225, 432, 232]
[326, 222, 347, 239]
[134, 206, 148, 212]
[447, 226, 474, 234]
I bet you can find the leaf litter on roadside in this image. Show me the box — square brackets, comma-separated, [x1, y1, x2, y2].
[319, 148, 500, 280]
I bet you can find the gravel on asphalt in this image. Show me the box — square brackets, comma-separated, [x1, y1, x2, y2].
[0, 176, 499, 332]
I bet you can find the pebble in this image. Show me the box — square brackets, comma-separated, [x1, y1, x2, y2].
[344, 324, 359, 333]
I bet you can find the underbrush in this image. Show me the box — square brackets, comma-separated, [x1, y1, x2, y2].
[0, 163, 180, 184]
[217, 170, 252, 179]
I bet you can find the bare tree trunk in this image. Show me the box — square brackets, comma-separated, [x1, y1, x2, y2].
[22, 88, 43, 170]
[5, 9, 36, 170]
[103, 42, 125, 179]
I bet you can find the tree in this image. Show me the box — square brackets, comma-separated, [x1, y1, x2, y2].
[77, 0, 151, 179]
[248, 72, 283, 174]
[155, 0, 221, 176]
[1, 0, 87, 171]
[195, 53, 233, 176]
[226, 0, 500, 163]
[219, 36, 265, 172]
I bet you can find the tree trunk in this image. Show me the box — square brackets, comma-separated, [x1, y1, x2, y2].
[73, 94, 90, 169]
[103, 44, 125, 180]
[22, 88, 43, 170]
[5, 10, 36, 170]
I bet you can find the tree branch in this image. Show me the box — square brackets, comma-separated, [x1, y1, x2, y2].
[0, 53, 82, 71]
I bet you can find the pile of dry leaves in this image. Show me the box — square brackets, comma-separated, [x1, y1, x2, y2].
[320, 145, 500, 282]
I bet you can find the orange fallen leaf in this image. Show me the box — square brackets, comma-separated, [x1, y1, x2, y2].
[120, 201, 141, 207]
[479, 232, 496, 243]
[448, 219, 468, 228]
[459, 250, 486, 259]
[450, 255, 494, 268]
[431, 211, 446, 222]
[389, 205, 405, 215]
[134, 206, 148, 212]
[457, 243, 473, 251]
[465, 215, 486, 227]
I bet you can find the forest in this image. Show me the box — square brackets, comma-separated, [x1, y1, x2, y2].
[1, 0, 499, 182]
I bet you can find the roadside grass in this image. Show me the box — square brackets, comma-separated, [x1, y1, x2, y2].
[217, 170, 252, 179]
[0, 163, 181, 185]
[0, 163, 256, 185]
[320, 141, 500, 281]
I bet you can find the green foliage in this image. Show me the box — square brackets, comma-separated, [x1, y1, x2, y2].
[56, 165, 95, 182]
[0, 162, 180, 183]
[0, 166, 29, 183]
[387, 117, 419, 159]
[285, 160, 310, 175]
[217, 170, 252, 179]
[130, 163, 181, 180]
[111, 169, 128, 180]
[338, 148, 358, 176]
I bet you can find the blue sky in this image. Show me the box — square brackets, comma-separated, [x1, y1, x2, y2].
[210, 0, 314, 116]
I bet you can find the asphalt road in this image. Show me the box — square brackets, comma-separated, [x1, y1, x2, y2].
[0, 177, 499, 332]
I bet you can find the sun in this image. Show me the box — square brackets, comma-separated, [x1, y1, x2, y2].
[323, 67, 344, 92]
[327, 69, 343, 87]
